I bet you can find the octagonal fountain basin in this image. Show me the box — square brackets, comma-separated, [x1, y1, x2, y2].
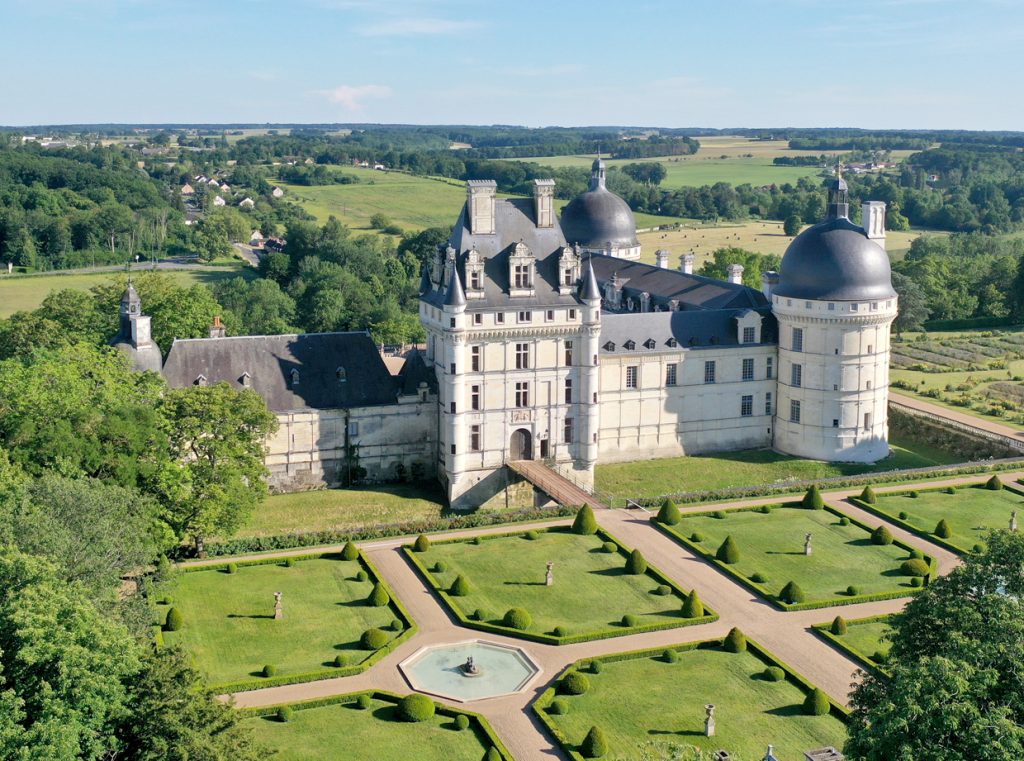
[398, 640, 541, 702]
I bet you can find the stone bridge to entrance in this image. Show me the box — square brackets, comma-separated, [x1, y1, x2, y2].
[506, 460, 606, 510]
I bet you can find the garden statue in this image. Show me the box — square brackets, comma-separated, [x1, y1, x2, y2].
[705, 703, 716, 737]
[804, 533, 813, 556]
[546, 561, 554, 586]
[273, 591, 283, 620]
[460, 655, 481, 676]
[1011, 511, 1018, 532]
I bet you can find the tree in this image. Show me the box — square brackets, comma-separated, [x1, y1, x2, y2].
[160, 383, 278, 553]
[890, 271, 931, 337]
[783, 214, 803, 236]
[212, 277, 297, 336]
[846, 530, 1024, 760]
[697, 247, 782, 288]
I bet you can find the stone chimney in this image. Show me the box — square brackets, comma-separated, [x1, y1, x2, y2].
[680, 252, 695, 275]
[761, 270, 779, 300]
[727, 263, 744, 285]
[862, 200, 886, 251]
[533, 179, 555, 228]
[655, 249, 669, 269]
[467, 180, 496, 235]
[209, 315, 226, 339]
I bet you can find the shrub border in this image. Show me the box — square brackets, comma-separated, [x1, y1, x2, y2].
[238, 688, 512, 760]
[847, 480, 1024, 556]
[531, 635, 849, 760]
[401, 525, 717, 645]
[156, 550, 418, 693]
[653, 502, 936, 611]
[811, 614, 893, 680]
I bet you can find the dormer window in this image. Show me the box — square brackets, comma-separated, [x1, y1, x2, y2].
[240, 372, 251, 387]
[290, 368, 300, 387]
[643, 338, 656, 350]
[603, 341, 616, 352]
[464, 245, 485, 300]
[624, 340, 636, 351]
[666, 338, 678, 348]
[336, 366, 347, 382]
[513, 264, 531, 289]
[508, 240, 535, 297]
[194, 374, 207, 386]
[557, 245, 581, 295]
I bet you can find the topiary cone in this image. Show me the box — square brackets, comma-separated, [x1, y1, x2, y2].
[716, 535, 740, 564]
[341, 541, 359, 560]
[935, 518, 952, 539]
[484, 748, 502, 761]
[625, 548, 647, 575]
[803, 484, 824, 509]
[581, 725, 608, 758]
[871, 525, 893, 545]
[413, 534, 430, 552]
[861, 486, 877, 504]
[682, 589, 704, 618]
[987, 475, 1003, 490]
[657, 499, 681, 525]
[572, 504, 598, 535]
[779, 580, 805, 604]
[450, 574, 471, 596]
[723, 627, 747, 653]
[831, 615, 847, 635]
[367, 583, 390, 607]
[803, 687, 830, 716]
[164, 606, 183, 632]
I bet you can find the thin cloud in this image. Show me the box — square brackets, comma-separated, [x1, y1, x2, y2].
[356, 17, 482, 37]
[316, 84, 392, 111]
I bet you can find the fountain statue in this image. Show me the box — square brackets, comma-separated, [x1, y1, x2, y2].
[460, 655, 483, 677]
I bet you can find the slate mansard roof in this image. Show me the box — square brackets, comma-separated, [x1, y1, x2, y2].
[162, 332, 411, 412]
[600, 310, 777, 353]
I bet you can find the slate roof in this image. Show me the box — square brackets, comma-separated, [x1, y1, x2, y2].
[600, 309, 776, 353]
[162, 332, 401, 412]
[397, 350, 438, 395]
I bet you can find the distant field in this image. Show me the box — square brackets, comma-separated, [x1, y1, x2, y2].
[0, 265, 251, 318]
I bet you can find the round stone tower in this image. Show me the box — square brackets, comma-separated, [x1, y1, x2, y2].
[771, 175, 898, 463]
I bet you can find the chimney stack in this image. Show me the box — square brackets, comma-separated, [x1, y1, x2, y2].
[727, 263, 744, 285]
[761, 270, 779, 300]
[209, 314, 226, 339]
[655, 249, 669, 269]
[680, 252, 695, 275]
[467, 180, 496, 235]
[533, 179, 555, 228]
[862, 200, 886, 251]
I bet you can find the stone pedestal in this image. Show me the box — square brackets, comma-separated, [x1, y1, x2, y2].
[704, 704, 716, 737]
[804, 533, 813, 556]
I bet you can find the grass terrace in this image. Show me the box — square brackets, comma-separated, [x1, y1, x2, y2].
[404, 525, 714, 643]
[158, 553, 413, 690]
[659, 504, 930, 609]
[816, 615, 893, 674]
[534, 638, 847, 760]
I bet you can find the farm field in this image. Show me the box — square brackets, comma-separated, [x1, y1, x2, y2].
[0, 264, 252, 318]
[159, 555, 406, 688]
[245, 696, 497, 761]
[238, 484, 447, 538]
[859, 482, 1024, 553]
[537, 642, 847, 760]
[595, 435, 960, 500]
[663, 505, 924, 606]
[411, 527, 702, 640]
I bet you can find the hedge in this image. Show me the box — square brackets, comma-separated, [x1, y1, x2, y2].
[400, 525, 717, 645]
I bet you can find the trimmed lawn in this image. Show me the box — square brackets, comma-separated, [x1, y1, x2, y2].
[245, 697, 495, 761]
[540, 644, 847, 760]
[868, 483, 1024, 553]
[161, 556, 404, 687]
[667, 507, 921, 605]
[415, 528, 698, 638]
[238, 484, 446, 538]
[596, 436, 960, 500]
[838, 618, 893, 662]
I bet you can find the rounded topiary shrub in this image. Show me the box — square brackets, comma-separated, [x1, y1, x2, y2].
[333, 654, 346, 667]
[581, 725, 608, 758]
[657, 499, 682, 525]
[399, 693, 435, 722]
[413, 534, 431, 552]
[572, 504, 598, 535]
[690, 532, 706, 542]
[871, 525, 894, 545]
[935, 518, 953, 539]
[945, 486, 956, 495]
[872, 650, 888, 664]
[276, 706, 293, 722]
[454, 713, 470, 731]
[360, 627, 389, 650]
[548, 698, 569, 715]
[803, 687, 830, 716]
[654, 584, 671, 596]
[390, 618, 404, 632]
[625, 549, 647, 575]
[973, 543, 985, 553]
[262, 664, 277, 677]
[473, 608, 490, 622]
[901, 558, 930, 577]
[846, 585, 860, 596]
[683, 589, 704, 618]
[503, 608, 532, 631]
[226, 562, 238, 574]
[590, 660, 602, 674]
[485, 748, 502, 761]
[553, 625, 569, 637]
[160, 595, 174, 605]
[284, 557, 296, 568]
[764, 666, 785, 682]
[831, 616, 847, 635]
[898, 511, 909, 520]
[803, 484, 824, 509]
[602, 541, 617, 553]
[164, 607, 183, 632]
[839, 516, 850, 526]
[356, 694, 371, 710]
[713, 510, 727, 520]
[860, 486, 877, 504]
[716, 535, 740, 564]
[757, 505, 771, 514]
[560, 671, 591, 695]
[910, 490, 920, 499]
[341, 541, 359, 561]
[450, 574, 471, 597]
[779, 581, 805, 605]
[367, 583, 390, 607]
[723, 627, 747, 653]
[911, 576, 923, 587]
[524, 529, 539, 540]
[751, 572, 769, 584]
[910, 548, 924, 559]
[621, 614, 638, 627]
[471, 536, 482, 546]
[662, 649, 679, 663]
[987, 475, 1003, 491]
[355, 570, 368, 582]
[433, 560, 448, 573]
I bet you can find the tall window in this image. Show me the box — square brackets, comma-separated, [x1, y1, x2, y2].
[470, 385, 480, 411]
[665, 363, 678, 386]
[513, 264, 531, 288]
[704, 361, 716, 384]
[515, 382, 529, 407]
[469, 271, 482, 290]
[496, 312, 505, 324]
[563, 268, 573, 286]
[766, 357, 773, 379]
[625, 366, 639, 389]
[742, 326, 755, 344]
[471, 345, 481, 372]
[564, 378, 573, 404]
[517, 311, 532, 323]
[790, 399, 801, 423]
[742, 358, 754, 381]
[791, 363, 802, 388]
[563, 417, 574, 444]
[564, 340, 574, 366]
[864, 412, 873, 430]
[741, 395, 753, 417]
[470, 424, 481, 452]
[765, 392, 773, 415]
[792, 327, 804, 353]
[515, 343, 529, 370]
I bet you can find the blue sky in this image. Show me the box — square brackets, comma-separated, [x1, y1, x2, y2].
[1, 0, 1021, 129]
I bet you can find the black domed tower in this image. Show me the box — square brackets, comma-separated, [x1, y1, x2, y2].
[560, 158, 641, 260]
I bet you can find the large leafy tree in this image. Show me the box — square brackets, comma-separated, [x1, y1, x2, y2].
[697, 247, 782, 289]
[212, 276, 297, 336]
[890, 271, 931, 337]
[846, 530, 1024, 760]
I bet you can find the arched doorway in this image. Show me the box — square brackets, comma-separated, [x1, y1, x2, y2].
[509, 428, 532, 461]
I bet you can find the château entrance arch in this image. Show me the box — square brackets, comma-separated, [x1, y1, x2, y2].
[509, 428, 532, 461]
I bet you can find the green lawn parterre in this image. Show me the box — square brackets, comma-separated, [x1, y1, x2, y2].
[659, 505, 932, 609]
[405, 527, 714, 643]
[245, 692, 508, 761]
[534, 639, 847, 760]
[159, 553, 414, 690]
[851, 481, 1024, 554]
[815, 615, 894, 676]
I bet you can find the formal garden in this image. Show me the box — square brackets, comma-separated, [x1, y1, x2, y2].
[849, 477, 1024, 554]
[655, 494, 935, 609]
[814, 615, 894, 675]
[156, 548, 415, 691]
[534, 634, 847, 760]
[244, 691, 509, 761]
[403, 507, 715, 644]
